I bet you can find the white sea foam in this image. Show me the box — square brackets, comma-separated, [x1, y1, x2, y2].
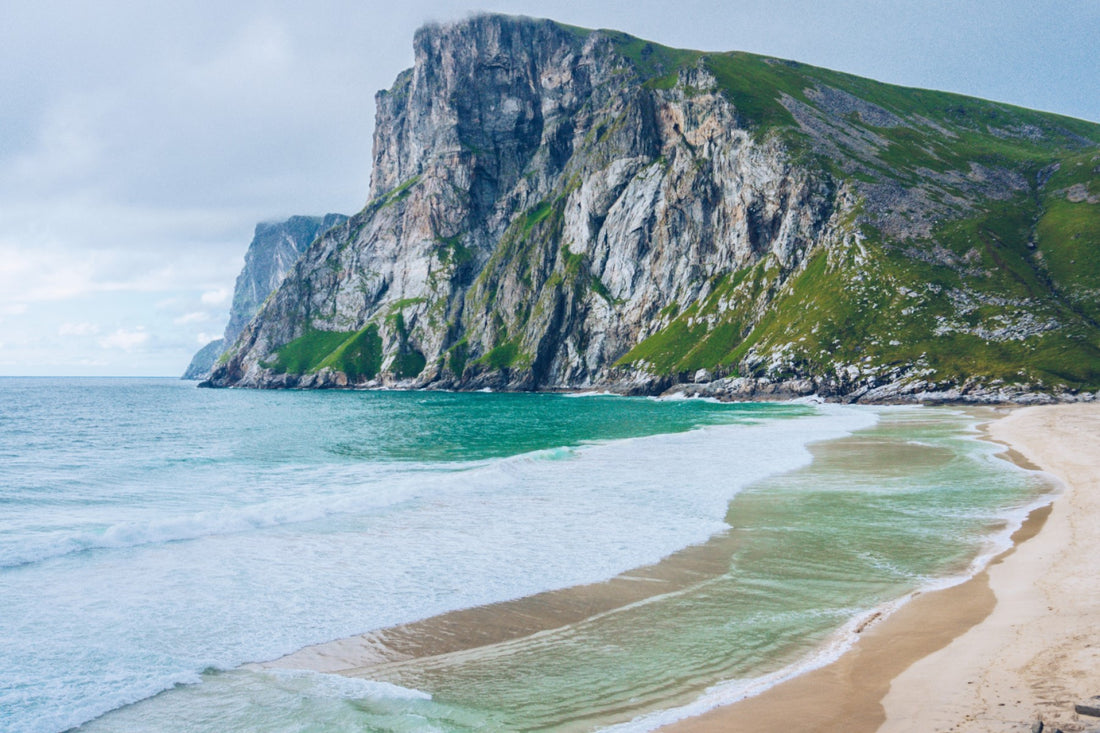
[0, 443, 596, 569]
[0, 467, 428, 568]
[7, 386, 1057, 733]
[4, 397, 889, 733]
[649, 392, 724, 403]
[561, 389, 625, 398]
[599, 602, 899, 732]
[918, 488, 1060, 594]
[786, 394, 826, 405]
[1, 405, 873, 572]
[260, 668, 432, 701]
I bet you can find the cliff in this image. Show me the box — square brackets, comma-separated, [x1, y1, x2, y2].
[204, 14, 1100, 402]
[183, 214, 347, 379]
[182, 338, 227, 380]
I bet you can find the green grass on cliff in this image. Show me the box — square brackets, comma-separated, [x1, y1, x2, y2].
[281, 18, 1100, 394]
[614, 264, 770, 374]
[617, 187, 1100, 390]
[267, 330, 351, 374]
[384, 311, 428, 379]
[477, 340, 521, 370]
[267, 325, 384, 381]
[607, 27, 1099, 173]
[392, 348, 427, 379]
[324, 325, 385, 380]
[1036, 152, 1100, 321]
[593, 23, 1100, 391]
[447, 338, 469, 377]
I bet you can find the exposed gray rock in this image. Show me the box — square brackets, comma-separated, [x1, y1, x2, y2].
[182, 214, 346, 379]
[1077, 697, 1100, 717]
[1064, 183, 1100, 204]
[207, 16, 840, 390]
[182, 338, 225, 380]
[224, 215, 348, 344]
[804, 84, 903, 128]
[201, 14, 1100, 403]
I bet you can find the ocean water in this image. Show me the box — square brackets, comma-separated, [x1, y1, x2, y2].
[0, 379, 1051, 732]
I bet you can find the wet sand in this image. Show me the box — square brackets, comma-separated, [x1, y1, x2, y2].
[259, 526, 744, 676]
[664, 502, 1049, 732]
[667, 403, 1100, 733]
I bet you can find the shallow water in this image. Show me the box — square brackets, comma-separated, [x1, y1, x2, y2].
[0, 380, 1050, 732]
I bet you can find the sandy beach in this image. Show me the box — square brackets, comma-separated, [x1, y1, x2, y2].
[668, 403, 1100, 733]
[882, 403, 1100, 732]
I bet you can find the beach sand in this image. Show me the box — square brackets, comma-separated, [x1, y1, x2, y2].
[881, 403, 1100, 733]
[667, 403, 1100, 733]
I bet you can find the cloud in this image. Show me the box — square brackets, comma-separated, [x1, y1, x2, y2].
[200, 288, 230, 305]
[58, 322, 99, 336]
[7, 92, 110, 197]
[174, 311, 213, 325]
[178, 16, 294, 93]
[99, 328, 149, 350]
[0, 220, 245, 305]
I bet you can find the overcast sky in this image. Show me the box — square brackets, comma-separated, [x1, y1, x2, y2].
[1, 0, 1096, 376]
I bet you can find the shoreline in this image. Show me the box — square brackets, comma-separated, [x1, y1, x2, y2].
[258, 525, 744, 676]
[197, 371, 1099, 408]
[880, 403, 1100, 732]
[254, 405, 872, 682]
[253, 405, 1064, 731]
[666, 403, 1100, 733]
[661, 498, 1053, 733]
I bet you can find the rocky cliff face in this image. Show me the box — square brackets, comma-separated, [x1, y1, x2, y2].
[182, 338, 226, 380]
[205, 14, 1100, 401]
[183, 214, 347, 379]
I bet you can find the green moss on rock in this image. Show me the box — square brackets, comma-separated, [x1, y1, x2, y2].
[268, 325, 384, 381]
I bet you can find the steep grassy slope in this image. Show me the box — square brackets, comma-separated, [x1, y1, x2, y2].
[601, 33, 1100, 396]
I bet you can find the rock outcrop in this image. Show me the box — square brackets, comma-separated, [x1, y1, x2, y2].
[183, 214, 347, 379]
[204, 15, 1100, 402]
[182, 338, 226, 380]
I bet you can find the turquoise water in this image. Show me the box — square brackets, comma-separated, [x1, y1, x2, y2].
[0, 379, 1050, 732]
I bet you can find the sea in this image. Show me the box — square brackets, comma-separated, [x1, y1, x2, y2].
[0, 378, 1053, 732]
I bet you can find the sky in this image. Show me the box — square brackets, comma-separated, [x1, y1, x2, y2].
[1, 0, 1097, 376]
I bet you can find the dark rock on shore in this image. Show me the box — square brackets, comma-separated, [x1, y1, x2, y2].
[1077, 696, 1100, 718]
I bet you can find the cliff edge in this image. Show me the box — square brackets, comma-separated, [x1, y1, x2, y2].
[205, 15, 1100, 402]
[184, 214, 347, 379]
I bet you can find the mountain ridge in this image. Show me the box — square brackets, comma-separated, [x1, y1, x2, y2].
[202, 14, 1100, 402]
[182, 213, 347, 379]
